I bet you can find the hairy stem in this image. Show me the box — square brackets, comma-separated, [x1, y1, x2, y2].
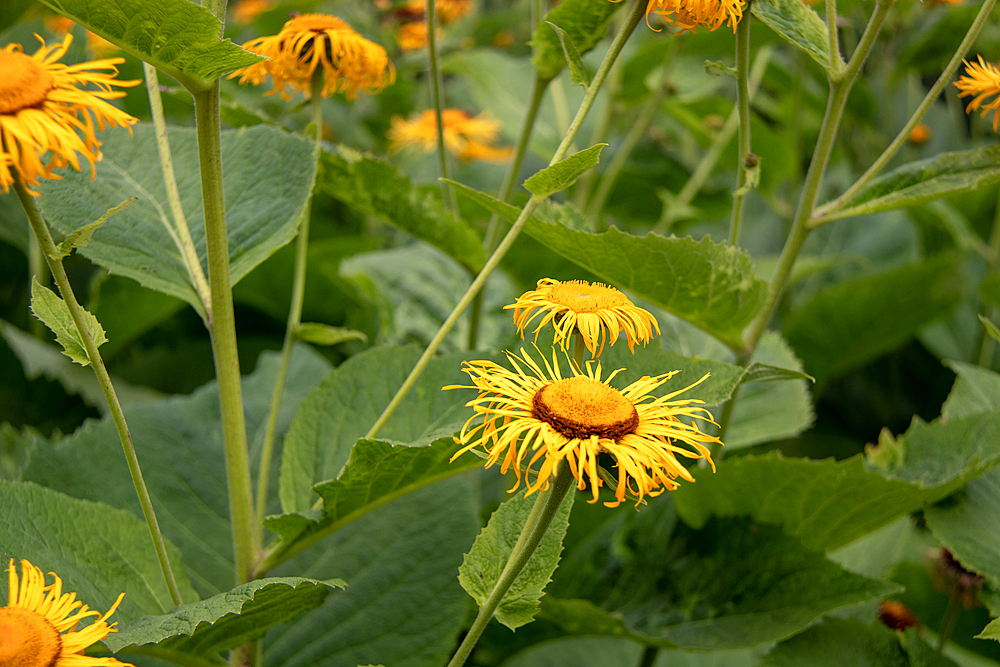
[15, 180, 183, 607]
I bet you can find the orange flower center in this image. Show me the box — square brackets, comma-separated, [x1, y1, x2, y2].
[0, 607, 62, 667]
[547, 281, 631, 314]
[0, 51, 55, 115]
[533, 376, 638, 440]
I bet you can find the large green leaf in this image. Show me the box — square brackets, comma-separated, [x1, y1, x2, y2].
[942, 361, 1000, 421]
[545, 501, 898, 650]
[0, 481, 199, 622]
[752, 0, 833, 71]
[318, 147, 486, 274]
[822, 145, 1000, 222]
[106, 578, 343, 657]
[19, 346, 331, 598]
[448, 182, 767, 348]
[37, 123, 316, 312]
[37, 0, 261, 89]
[531, 0, 621, 80]
[91, 274, 187, 358]
[459, 489, 574, 630]
[784, 255, 963, 383]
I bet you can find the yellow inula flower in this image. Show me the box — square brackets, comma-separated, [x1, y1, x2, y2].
[231, 13, 395, 100]
[387, 108, 513, 162]
[447, 349, 720, 507]
[0, 35, 138, 195]
[955, 56, 1000, 132]
[399, 0, 474, 23]
[636, 0, 744, 33]
[506, 278, 660, 358]
[396, 21, 436, 51]
[0, 559, 131, 666]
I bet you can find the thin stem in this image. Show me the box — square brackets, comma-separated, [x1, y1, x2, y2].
[937, 586, 964, 652]
[144, 62, 212, 320]
[531, 0, 544, 34]
[574, 52, 625, 211]
[28, 233, 46, 337]
[826, 0, 843, 80]
[709, 388, 738, 462]
[15, 180, 183, 607]
[365, 0, 648, 439]
[743, 0, 892, 351]
[814, 0, 998, 222]
[729, 1, 752, 247]
[551, 77, 572, 141]
[639, 646, 659, 667]
[466, 290, 483, 350]
[192, 84, 260, 585]
[255, 73, 324, 537]
[445, 466, 576, 667]
[427, 0, 459, 215]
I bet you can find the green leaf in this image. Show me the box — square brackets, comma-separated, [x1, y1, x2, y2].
[0, 0, 34, 33]
[91, 274, 186, 358]
[448, 182, 767, 347]
[0, 481, 198, 622]
[942, 361, 1000, 420]
[548, 503, 898, 650]
[20, 346, 331, 598]
[37, 124, 316, 312]
[52, 198, 136, 260]
[752, 0, 833, 71]
[319, 147, 486, 274]
[29, 278, 106, 366]
[523, 144, 607, 198]
[531, 0, 621, 80]
[784, 255, 963, 383]
[981, 315, 1000, 345]
[978, 618, 1000, 642]
[293, 323, 367, 346]
[106, 577, 343, 655]
[36, 0, 262, 89]
[545, 21, 591, 88]
[459, 489, 574, 630]
[824, 145, 1000, 222]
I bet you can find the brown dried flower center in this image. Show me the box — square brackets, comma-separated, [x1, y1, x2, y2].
[548, 281, 630, 314]
[533, 377, 638, 440]
[0, 51, 54, 114]
[0, 607, 62, 667]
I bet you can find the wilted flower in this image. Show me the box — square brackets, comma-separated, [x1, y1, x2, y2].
[388, 108, 512, 162]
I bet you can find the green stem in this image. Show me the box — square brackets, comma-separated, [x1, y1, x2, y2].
[938, 585, 964, 652]
[192, 84, 260, 585]
[445, 466, 576, 667]
[144, 62, 213, 320]
[574, 53, 624, 211]
[255, 73, 324, 538]
[365, 0, 647, 439]
[466, 289, 483, 350]
[729, 1, 752, 247]
[709, 387, 738, 462]
[639, 646, 659, 667]
[826, 0, 844, 80]
[15, 180, 183, 607]
[573, 330, 587, 368]
[27, 233, 46, 337]
[551, 77, 572, 142]
[975, 187, 1000, 367]
[427, 0, 459, 215]
[813, 0, 998, 222]
[743, 0, 892, 352]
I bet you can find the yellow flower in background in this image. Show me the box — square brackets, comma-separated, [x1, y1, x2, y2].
[388, 108, 513, 162]
[638, 0, 744, 33]
[400, 0, 474, 23]
[0, 559, 131, 666]
[506, 278, 660, 358]
[0, 35, 138, 195]
[396, 21, 436, 51]
[955, 56, 1000, 132]
[447, 349, 720, 507]
[231, 13, 395, 100]
[231, 0, 276, 25]
[908, 123, 931, 145]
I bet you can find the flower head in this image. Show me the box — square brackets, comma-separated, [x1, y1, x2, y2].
[639, 0, 744, 33]
[0, 35, 138, 195]
[1, 559, 131, 666]
[231, 0, 275, 25]
[396, 22, 435, 51]
[231, 13, 394, 100]
[448, 349, 720, 507]
[954, 56, 1000, 132]
[388, 108, 512, 162]
[396, 0, 474, 23]
[908, 123, 931, 145]
[505, 278, 660, 358]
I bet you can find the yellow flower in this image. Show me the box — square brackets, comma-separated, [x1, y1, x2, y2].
[399, 0, 474, 23]
[230, 13, 395, 100]
[634, 0, 744, 33]
[505, 278, 660, 358]
[0, 35, 138, 195]
[396, 21, 436, 51]
[387, 108, 513, 162]
[447, 349, 720, 507]
[955, 56, 1000, 132]
[0, 559, 131, 666]
[908, 123, 931, 145]
[231, 0, 275, 25]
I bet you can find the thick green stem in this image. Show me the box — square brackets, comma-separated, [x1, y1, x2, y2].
[427, 0, 459, 215]
[15, 181, 183, 607]
[743, 0, 892, 351]
[144, 62, 212, 320]
[729, 2, 752, 247]
[445, 466, 576, 667]
[814, 0, 998, 222]
[192, 84, 260, 585]
[255, 73, 324, 537]
[365, 0, 647, 439]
